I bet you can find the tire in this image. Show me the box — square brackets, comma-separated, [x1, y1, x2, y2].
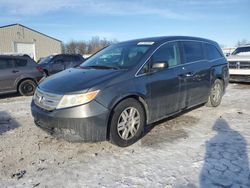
[18, 79, 37, 96]
[110, 98, 145, 147]
[206, 79, 223, 107]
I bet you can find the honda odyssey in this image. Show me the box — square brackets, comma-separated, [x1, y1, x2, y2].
[31, 36, 229, 147]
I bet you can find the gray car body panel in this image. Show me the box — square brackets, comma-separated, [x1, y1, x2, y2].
[31, 36, 229, 141]
[0, 55, 43, 94]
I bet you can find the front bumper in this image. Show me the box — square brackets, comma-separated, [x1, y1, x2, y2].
[31, 100, 109, 142]
[229, 69, 250, 82]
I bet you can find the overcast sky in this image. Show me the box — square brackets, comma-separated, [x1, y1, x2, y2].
[0, 0, 249, 47]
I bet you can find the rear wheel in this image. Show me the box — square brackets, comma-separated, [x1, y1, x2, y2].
[110, 98, 145, 147]
[18, 79, 37, 96]
[206, 79, 223, 107]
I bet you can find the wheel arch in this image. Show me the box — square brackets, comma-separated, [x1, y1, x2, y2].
[16, 77, 37, 92]
[106, 94, 149, 140]
[210, 65, 228, 92]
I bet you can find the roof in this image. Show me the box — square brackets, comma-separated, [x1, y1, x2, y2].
[0, 23, 61, 42]
[118, 36, 218, 46]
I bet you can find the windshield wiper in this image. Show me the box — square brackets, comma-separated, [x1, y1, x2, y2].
[80, 65, 120, 70]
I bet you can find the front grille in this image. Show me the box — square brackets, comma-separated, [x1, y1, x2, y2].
[229, 61, 250, 69]
[34, 88, 62, 111]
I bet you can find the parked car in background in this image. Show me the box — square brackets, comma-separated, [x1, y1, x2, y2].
[31, 36, 229, 147]
[227, 44, 250, 82]
[0, 55, 44, 96]
[38, 54, 85, 76]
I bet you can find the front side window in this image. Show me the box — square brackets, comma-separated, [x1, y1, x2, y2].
[80, 43, 151, 69]
[183, 41, 204, 63]
[38, 56, 53, 64]
[0, 59, 13, 70]
[205, 43, 223, 60]
[152, 42, 180, 67]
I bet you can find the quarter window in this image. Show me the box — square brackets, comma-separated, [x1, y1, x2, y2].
[152, 42, 180, 67]
[205, 43, 223, 60]
[183, 41, 204, 63]
[14, 59, 28, 67]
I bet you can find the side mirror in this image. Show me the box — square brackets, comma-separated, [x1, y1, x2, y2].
[152, 61, 169, 70]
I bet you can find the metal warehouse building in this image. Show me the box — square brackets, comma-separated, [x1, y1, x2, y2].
[0, 24, 62, 61]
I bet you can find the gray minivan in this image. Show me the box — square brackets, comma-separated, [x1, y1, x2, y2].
[31, 36, 229, 147]
[0, 55, 44, 96]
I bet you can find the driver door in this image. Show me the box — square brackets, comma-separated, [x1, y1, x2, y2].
[147, 42, 186, 121]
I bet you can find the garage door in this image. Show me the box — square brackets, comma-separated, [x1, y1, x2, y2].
[14, 43, 36, 59]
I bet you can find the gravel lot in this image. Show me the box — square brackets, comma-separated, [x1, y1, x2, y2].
[0, 83, 250, 188]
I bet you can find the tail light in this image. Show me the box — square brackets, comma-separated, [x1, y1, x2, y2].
[36, 66, 44, 73]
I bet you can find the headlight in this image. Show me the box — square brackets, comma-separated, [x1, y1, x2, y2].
[56, 90, 99, 109]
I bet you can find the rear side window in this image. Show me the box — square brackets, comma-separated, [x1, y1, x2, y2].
[64, 55, 76, 62]
[74, 55, 82, 61]
[205, 43, 223, 60]
[183, 41, 204, 63]
[14, 59, 28, 67]
[0, 58, 13, 70]
[152, 42, 180, 67]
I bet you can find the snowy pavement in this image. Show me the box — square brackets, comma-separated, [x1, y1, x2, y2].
[0, 84, 250, 187]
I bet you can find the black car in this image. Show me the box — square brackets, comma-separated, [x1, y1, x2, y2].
[0, 55, 44, 96]
[38, 54, 85, 76]
[31, 36, 229, 147]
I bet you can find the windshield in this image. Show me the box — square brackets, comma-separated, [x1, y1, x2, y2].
[232, 47, 250, 56]
[80, 43, 151, 69]
[38, 56, 54, 64]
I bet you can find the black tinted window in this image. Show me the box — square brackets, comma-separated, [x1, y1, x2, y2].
[152, 42, 180, 67]
[53, 55, 64, 63]
[14, 59, 28, 67]
[205, 44, 222, 60]
[0, 59, 13, 70]
[183, 41, 204, 63]
[64, 55, 75, 62]
[74, 56, 81, 61]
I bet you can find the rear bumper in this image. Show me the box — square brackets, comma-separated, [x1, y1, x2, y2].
[31, 100, 109, 142]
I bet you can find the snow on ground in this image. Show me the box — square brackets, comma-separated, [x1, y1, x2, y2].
[0, 84, 250, 188]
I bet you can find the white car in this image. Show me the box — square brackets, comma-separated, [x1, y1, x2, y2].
[227, 44, 250, 82]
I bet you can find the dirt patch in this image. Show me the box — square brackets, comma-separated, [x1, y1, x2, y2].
[231, 83, 250, 90]
[141, 115, 199, 147]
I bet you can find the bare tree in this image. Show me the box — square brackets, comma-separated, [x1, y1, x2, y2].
[236, 39, 249, 47]
[63, 37, 117, 55]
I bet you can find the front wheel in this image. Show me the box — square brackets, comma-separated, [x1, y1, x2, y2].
[18, 79, 37, 96]
[206, 79, 223, 107]
[110, 98, 145, 147]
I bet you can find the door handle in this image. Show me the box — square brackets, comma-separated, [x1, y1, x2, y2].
[12, 70, 19, 73]
[179, 72, 194, 78]
[185, 72, 194, 77]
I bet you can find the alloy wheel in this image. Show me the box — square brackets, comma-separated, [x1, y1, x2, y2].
[117, 107, 141, 140]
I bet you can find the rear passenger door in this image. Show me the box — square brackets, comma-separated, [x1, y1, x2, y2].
[180, 41, 211, 107]
[0, 58, 15, 92]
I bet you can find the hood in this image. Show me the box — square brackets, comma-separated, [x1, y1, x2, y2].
[227, 55, 250, 62]
[38, 68, 124, 94]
